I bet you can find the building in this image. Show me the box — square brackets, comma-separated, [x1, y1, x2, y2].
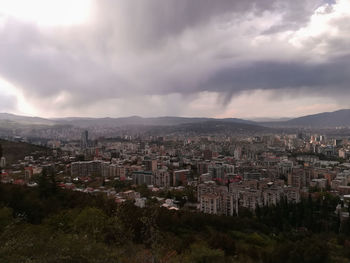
[198, 181, 236, 216]
[284, 187, 301, 203]
[278, 161, 293, 176]
[288, 173, 301, 188]
[197, 161, 209, 175]
[154, 168, 170, 187]
[132, 171, 153, 185]
[135, 197, 147, 208]
[240, 189, 263, 211]
[81, 130, 89, 149]
[116, 166, 126, 180]
[339, 149, 350, 160]
[0, 157, 6, 168]
[228, 179, 300, 211]
[24, 167, 34, 180]
[310, 178, 327, 190]
[208, 164, 225, 181]
[200, 194, 220, 214]
[143, 159, 157, 172]
[71, 161, 102, 177]
[173, 169, 190, 186]
[119, 190, 141, 200]
[101, 162, 111, 177]
[262, 187, 283, 206]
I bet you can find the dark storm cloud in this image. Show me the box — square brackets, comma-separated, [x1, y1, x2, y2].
[0, 20, 128, 103]
[92, 0, 321, 49]
[203, 56, 350, 95]
[0, 0, 347, 113]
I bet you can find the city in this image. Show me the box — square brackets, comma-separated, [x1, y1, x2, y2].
[1, 0, 350, 262]
[1, 122, 350, 219]
[1, 111, 350, 261]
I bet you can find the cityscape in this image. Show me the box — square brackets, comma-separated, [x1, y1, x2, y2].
[1, 110, 350, 261]
[1, 0, 350, 262]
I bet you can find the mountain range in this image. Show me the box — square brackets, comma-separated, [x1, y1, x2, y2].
[0, 109, 350, 129]
[262, 109, 350, 128]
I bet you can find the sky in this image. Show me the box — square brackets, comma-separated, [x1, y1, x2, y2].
[0, 0, 349, 119]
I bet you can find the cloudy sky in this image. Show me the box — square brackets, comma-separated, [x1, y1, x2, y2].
[0, 0, 349, 119]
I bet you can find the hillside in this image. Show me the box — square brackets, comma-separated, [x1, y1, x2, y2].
[0, 113, 256, 128]
[53, 116, 256, 128]
[0, 183, 349, 262]
[0, 139, 49, 166]
[2, 110, 350, 130]
[0, 113, 55, 126]
[144, 120, 271, 135]
[261, 109, 350, 128]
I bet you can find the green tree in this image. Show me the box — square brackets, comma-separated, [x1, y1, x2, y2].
[182, 243, 225, 263]
[74, 207, 108, 240]
[37, 168, 51, 198]
[37, 167, 57, 198]
[0, 207, 13, 232]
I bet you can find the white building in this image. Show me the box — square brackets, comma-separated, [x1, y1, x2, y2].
[0, 157, 6, 168]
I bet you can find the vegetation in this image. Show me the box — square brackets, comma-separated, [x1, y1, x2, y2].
[0, 180, 350, 262]
[0, 139, 49, 166]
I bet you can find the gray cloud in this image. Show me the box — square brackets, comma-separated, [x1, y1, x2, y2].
[0, 0, 349, 116]
[203, 56, 350, 95]
[0, 93, 17, 112]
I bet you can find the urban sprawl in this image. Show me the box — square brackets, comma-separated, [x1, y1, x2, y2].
[1, 131, 350, 223]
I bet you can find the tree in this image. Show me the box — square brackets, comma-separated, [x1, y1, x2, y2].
[38, 168, 50, 198]
[74, 207, 108, 240]
[0, 207, 13, 232]
[49, 169, 57, 194]
[37, 167, 57, 198]
[182, 243, 225, 263]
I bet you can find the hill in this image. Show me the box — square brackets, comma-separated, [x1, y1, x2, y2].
[3, 110, 350, 130]
[0, 113, 55, 126]
[0, 113, 256, 128]
[53, 116, 256, 128]
[0, 139, 49, 166]
[145, 120, 271, 135]
[0, 183, 348, 262]
[261, 109, 350, 128]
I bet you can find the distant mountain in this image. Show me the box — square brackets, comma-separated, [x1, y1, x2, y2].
[0, 113, 260, 135]
[262, 109, 350, 128]
[151, 120, 271, 135]
[250, 117, 292, 122]
[53, 116, 256, 128]
[0, 113, 55, 126]
[2, 110, 350, 130]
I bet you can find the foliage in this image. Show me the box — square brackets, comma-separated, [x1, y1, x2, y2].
[114, 179, 132, 192]
[0, 183, 349, 262]
[0, 139, 48, 165]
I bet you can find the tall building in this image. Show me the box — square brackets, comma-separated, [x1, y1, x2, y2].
[132, 171, 153, 186]
[0, 157, 6, 169]
[173, 169, 190, 186]
[143, 159, 157, 172]
[208, 164, 225, 181]
[81, 130, 89, 149]
[154, 168, 170, 187]
[198, 181, 236, 216]
[71, 161, 102, 177]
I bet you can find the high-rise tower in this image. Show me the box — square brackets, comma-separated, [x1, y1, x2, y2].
[81, 130, 89, 149]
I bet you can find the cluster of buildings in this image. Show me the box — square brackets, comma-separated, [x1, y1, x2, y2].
[198, 179, 300, 216]
[1, 130, 350, 220]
